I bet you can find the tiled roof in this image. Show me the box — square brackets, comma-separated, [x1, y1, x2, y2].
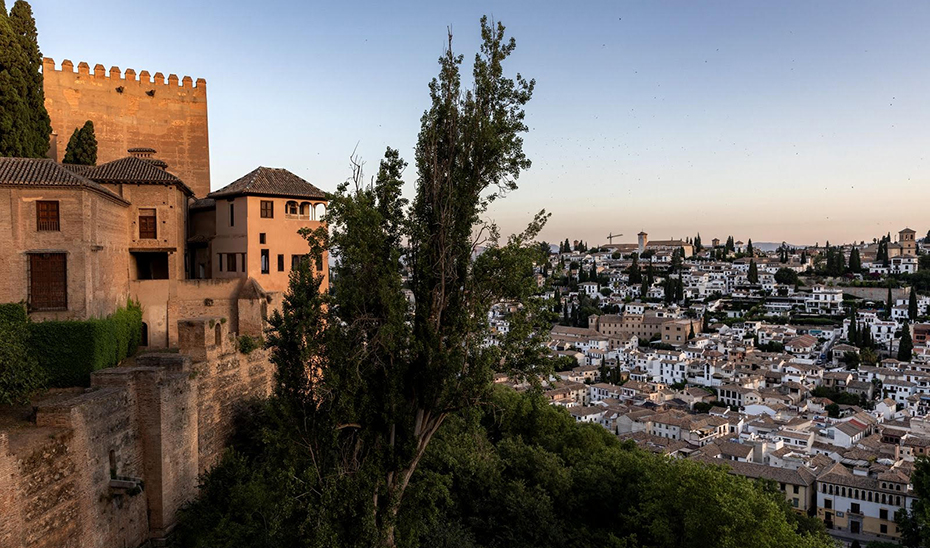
[83, 157, 193, 195]
[208, 167, 326, 200]
[0, 157, 128, 205]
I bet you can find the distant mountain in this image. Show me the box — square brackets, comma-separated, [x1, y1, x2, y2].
[753, 241, 808, 252]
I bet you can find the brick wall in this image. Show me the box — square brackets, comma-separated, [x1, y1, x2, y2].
[0, 186, 129, 320]
[43, 58, 211, 198]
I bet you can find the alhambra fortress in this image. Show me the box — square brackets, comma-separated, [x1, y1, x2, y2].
[0, 59, 327, 547]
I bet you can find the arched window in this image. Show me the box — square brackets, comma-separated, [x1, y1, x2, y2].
[300, 202, 311, 218]
[214, 323, 222, 347]
[286, 201, 298, 215]
[140, 322, 149, 346]
[315, 203, 326, 221]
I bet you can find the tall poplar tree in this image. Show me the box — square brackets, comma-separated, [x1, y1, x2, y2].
[263, 18, 546, 546]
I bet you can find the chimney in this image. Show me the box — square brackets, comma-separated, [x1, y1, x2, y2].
[127, 148, 168, 170]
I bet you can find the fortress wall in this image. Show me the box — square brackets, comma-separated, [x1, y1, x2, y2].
[42, 57, 211, 198]
[0, 319, 276, 547]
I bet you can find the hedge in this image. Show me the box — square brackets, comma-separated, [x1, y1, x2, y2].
[27, 302, 143, 387]
[0, 303, 46, 404]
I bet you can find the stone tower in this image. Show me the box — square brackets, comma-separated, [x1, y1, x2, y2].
[900, 228, 917, 256]
[42, 58, 211, 198]
[637, 231, 648, 254]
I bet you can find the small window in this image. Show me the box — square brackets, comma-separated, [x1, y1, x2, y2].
[260, 200, 274, 218]
[286, 201, 298, 215]
[300, 202, 311, 217]
[261, 250, 269, 274]
[880, 509, 888, 520]
[218, 254, 223, 272]
[880, 524, 887, 534]
[229, 202, 235, 227]
[140, 322, 149, 346]
[214, 324, 222, 346]
[36, 200, 60, 231]
[226, 253, 236, 272]
[139, 208, 157, 239]
[316, 254, 323, 272]
[291, 254, 303, 270]
[277, 254, 284, 272]
[259, 233, 266, 244]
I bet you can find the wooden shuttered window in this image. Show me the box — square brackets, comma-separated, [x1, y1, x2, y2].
[260, 200, 274, 218]
[36, 201, 60, 231]
[29, 253, 67, 310]
[139, 209, 157, 239]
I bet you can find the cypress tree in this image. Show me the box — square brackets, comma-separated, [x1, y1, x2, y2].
[3, 1, 50, 157]
[746, 239, 754, 257]
[899, 323, 913, 362]
[909, 289, 919, 321]
[63, 120, 97, 165]
[688, 322, 695, 340]
[748, 260, 759, 284]
[887, 285, 894, 320]
[849, 317, 858, 346]
[0, 1, 30, 157]
[849, 248, 861, 273]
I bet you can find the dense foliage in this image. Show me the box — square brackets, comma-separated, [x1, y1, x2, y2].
[0, 303, 45, 404]
[27, 301, 142, 386]
[214, 18, 549, 547]
[63, 120, 98, 165]
[176, 388, 834, 548]
[0, 1, 50, 157]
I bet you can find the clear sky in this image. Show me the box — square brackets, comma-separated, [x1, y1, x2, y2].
[32, 1, 930, 247]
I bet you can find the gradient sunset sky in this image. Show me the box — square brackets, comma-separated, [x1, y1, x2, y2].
[33, 1, 930, 246]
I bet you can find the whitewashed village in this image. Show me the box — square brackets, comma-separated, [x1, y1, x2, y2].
[491, 228, 930, 545]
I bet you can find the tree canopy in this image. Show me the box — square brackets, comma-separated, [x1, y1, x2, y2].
[177, 388, 835, 548]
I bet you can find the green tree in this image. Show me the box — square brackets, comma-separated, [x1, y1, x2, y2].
[849, 248, 862, 273]
[748, 260, 759, 284]
[774, 267, 798, 286]
[897, 457, 930, 547]
[263, 19, 546, 547]
[911, 289, 919, 321]
[0, 1, 50, 157]
[887, 285, 895, 320]
[899, 323, 914, 362]
[62, 120, 97, 165]
[746, 238, 754, 257]
[0, 303, 46, 404]
[628, 253, 642, 284]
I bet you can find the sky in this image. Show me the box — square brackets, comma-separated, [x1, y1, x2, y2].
[30, 1, 930, 247]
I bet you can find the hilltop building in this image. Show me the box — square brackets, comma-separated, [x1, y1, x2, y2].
[0, 150, 327, 348]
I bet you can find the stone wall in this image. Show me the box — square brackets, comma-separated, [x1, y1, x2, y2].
[43, 58, 211, 198]
[0, 317, 274, 548]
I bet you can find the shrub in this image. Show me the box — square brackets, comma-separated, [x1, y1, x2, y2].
[28, 301, 143, 387]
[0, 303, 46, 404]
[238, 335, 264, 355]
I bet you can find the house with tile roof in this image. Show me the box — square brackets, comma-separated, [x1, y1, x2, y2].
[1, 150, 329, 348]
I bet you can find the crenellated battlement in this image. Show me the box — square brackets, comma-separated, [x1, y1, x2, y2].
[43, 57, 206, 89]
[42, 55, 211, 196]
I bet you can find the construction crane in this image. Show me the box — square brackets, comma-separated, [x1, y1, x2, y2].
[606, 232, 623, 244]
